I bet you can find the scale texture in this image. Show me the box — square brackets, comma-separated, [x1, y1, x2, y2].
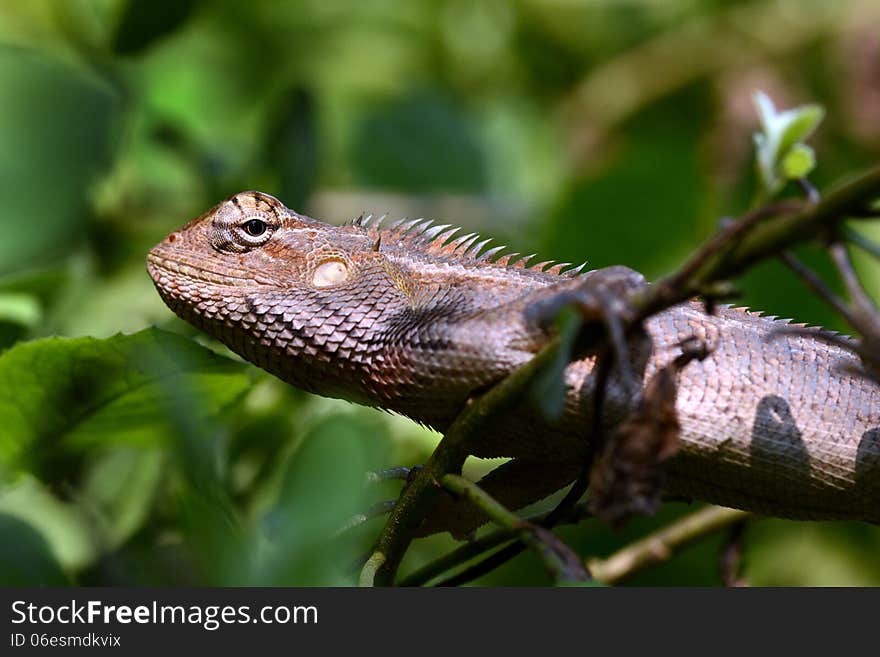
[148, 191, 880, 523]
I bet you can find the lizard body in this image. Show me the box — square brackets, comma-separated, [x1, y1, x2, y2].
[148, 191, 880, 525]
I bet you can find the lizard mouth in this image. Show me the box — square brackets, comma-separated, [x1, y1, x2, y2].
[146, 249, 283, 290]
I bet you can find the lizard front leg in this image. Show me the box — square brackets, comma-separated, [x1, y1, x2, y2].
[415, 459, 583, 539]
[524, 265, 652, 401]
[414, 266, 657, 537]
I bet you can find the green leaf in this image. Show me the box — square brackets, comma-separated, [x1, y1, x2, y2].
[265, 87, 318, 211]
[0, 475, 96, 571]
[0, 48, 119, 274]
[80, 447, 165, 550]
[248, 415, 377, 585]
[543, 90, 707, 278]
[777, 105, 824, 158]
[781, 143, 816, 180]
[0, 293, 41, 329]
[752, 91, 825, 198]
[531, 306, 583, 420]
[0, 513, 68, 585]
[351, 90, 487, 193]
[0, 328, 252, 472]
[556, 579, 607, 587]
[113, 0, 199, 56]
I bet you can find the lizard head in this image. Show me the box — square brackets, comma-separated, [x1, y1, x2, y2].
[147, 190, 385, 301]
[147, 190, 577, 412]
[147, 190, 406, 399]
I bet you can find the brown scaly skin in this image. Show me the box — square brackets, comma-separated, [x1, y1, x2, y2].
[148, 191, 880, 526]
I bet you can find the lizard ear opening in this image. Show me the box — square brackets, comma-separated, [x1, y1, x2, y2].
[312, 260, 349, 287]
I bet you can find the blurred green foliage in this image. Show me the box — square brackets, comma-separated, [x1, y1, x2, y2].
[1, 0, 879, 586]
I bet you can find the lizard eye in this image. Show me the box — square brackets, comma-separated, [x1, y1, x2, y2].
[243, 219, 268, 237]
[229, 216, 275, 248]
[312, 260, 349, 287]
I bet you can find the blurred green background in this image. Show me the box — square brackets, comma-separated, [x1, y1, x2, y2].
[1, 0, 879, 586]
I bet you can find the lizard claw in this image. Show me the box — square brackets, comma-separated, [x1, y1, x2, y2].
[525, 265, 650, 400]
[524, 266, 647, 330]
[337, 465, 425, 537]
[334, 500, 397, 537]
[365, 466, 415, 484]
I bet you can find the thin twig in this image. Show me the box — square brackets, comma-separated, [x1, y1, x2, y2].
[358, 551, 386, 587]
[845, 226, 880, 261]
[586, 506, 751, 585]
[429, 485, 599, 587]
[776, 239, 880, 383]
[719, 517, 750, 587]
[638, 165, 880, 319]
[779, 245, 880, 347]
[398, 502, 594, 586]
[775, 237, 880, 382]
[434, 541, 525, 587]
[440, 474, 590, 583]
[440, 475, 525, 531]
[662, 201, 804, 295]
[798, 178, 820, 203]
[399, 534, 517, 587]
[829, 242, 878, 321]
[778, 251, 852, 319]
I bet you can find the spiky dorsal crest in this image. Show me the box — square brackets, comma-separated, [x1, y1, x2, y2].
[348, 213, 389, 229]
[353, 215, 587, 278]
[337, 211, 587, 277]
[720, 304, 854, 345]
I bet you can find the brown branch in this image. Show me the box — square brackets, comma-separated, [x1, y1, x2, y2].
[440, 474, 590, 584]
[433, 538, 525, 587]
[778, 251, 853, 319]
[845, 226, 880, 261]
[586, 506, 751, 585]
[399, 532, 517, 587]
[719, 517, 750, 587]
[399, 502, 594, 587]
[830, 242, 879, 323]
[637, 164, 880, 320]
[778, 238, 880, 381]
[662, 201, 803, 295]
[358, 551, 386, 587]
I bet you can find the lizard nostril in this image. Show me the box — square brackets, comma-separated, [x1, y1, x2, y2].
[167, 232, 178, 244]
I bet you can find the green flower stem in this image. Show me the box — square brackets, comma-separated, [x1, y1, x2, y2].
[587, 506, 750, 585]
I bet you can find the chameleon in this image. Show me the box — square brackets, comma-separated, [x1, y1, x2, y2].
[147, 190, 880, 531]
